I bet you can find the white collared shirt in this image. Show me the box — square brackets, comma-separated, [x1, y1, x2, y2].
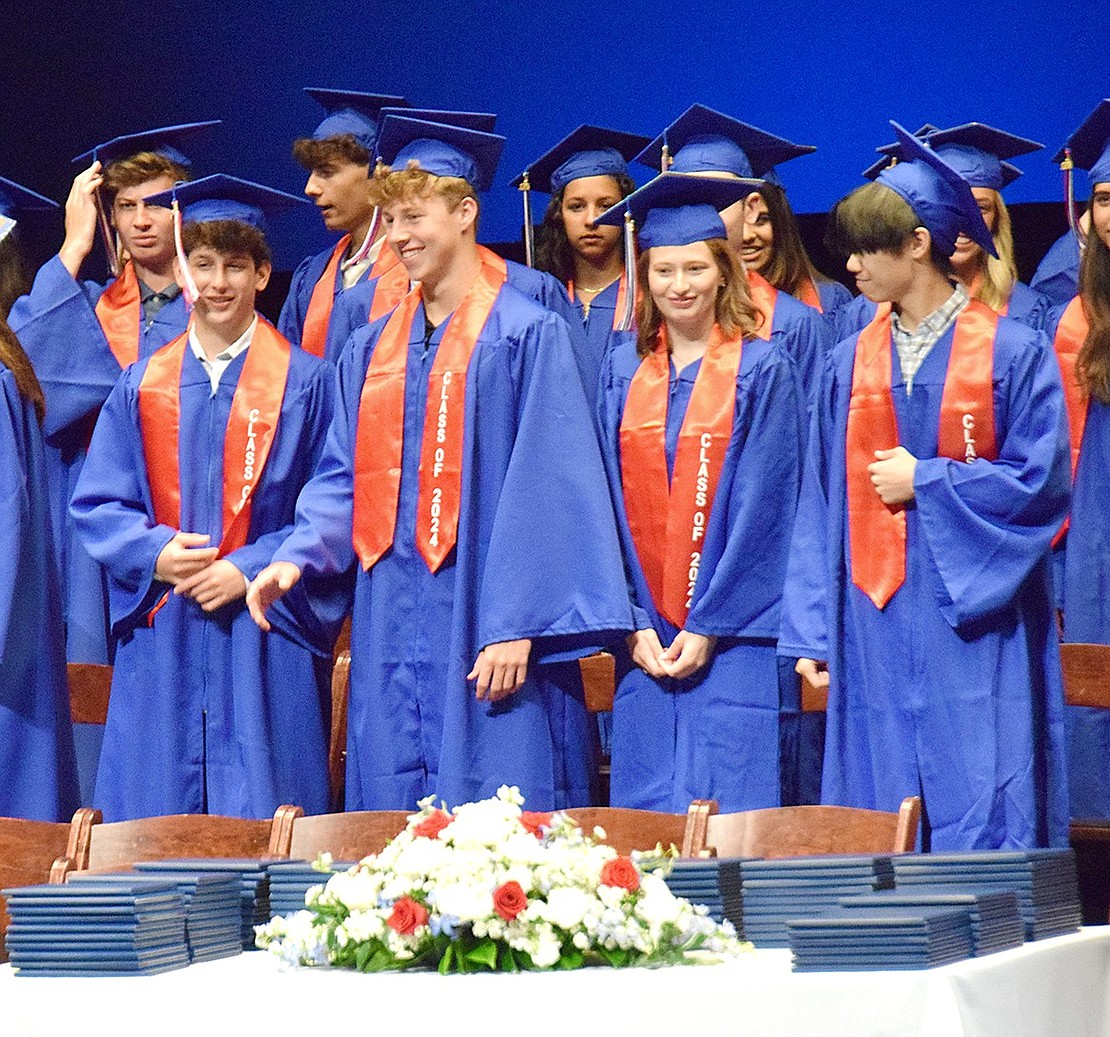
[189, 315, 257, 394]
[340, 229, 385, 290]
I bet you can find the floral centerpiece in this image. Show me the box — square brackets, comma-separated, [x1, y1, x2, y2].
[256, 786, 748, 973]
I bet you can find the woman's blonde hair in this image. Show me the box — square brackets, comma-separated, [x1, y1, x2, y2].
[965, 190, 1018, 312]
[635, 239, 762, 357]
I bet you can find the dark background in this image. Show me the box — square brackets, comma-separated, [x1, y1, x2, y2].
[2, 0, 1100, 307]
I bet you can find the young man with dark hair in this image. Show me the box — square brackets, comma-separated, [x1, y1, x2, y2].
[71, 176, 338, 821]
[9, 122, 218, 663]
[249, 116, 632, 812]
[278, 89, 408, 361]
[780, 124, 1071, 851]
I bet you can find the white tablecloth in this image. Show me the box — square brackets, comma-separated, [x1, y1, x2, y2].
[3, 928, 1109, 1037]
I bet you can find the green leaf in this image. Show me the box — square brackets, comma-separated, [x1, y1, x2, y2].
[557, 948, 584, 970]
[498, 945, 520, 973]
[354, 943, 372, 971]
[465, 939, 499, 970]
[438, 944, 454, 975]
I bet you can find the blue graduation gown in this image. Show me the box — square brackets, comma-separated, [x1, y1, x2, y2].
[764, 287, 833, 405]
[0, 364, 79, 821]
[597, 336, 805, 812]
[70, 329, 336, 821]
[1046, 302, 1110, 819]
[277, 242, 378, 356]
[1031, 231, 1081, 307]
[569, 277, 622, 370]
[328, 258, 602, 404]
[779, 316, 1072, 849]
[815, 279, 852, 319]
[8, 256, 189, 664]
[835, 283, 1049, 340]
[274, 282, 633, 811]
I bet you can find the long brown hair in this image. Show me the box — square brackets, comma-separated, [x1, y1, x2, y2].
[635, 238, 761, 357]
[0, 237, 45, 422]
[753, 183, 825, 298]
[1076, 216, 1110, 404]
[534, 173, 636, 283]
[0, 235, 29, 321]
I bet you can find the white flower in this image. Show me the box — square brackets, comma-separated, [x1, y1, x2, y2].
[434, 881, 494, 923]
[325, 870, 379, 912]
[539, 886, 596, 931]
[636, 874, 684, 929]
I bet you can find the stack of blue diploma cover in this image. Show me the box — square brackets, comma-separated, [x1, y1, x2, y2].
[660, 858, 749, 929]
[890, 850, 1082, 941]
[68, 871, 243, 962]
[2, 880, 190, 976]
[266, 859, 352, 917]
[786, 905, 975, 971]
[134, 859, 272, 950]
[837, 888, 1025, 956]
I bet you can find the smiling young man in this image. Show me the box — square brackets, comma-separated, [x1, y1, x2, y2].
[779, 124, 1071, 851]
[277, 89, 408, 361]
[248, 115, 632, 812]
[70, 176, 338, 821]
[8, 122, 218, 664]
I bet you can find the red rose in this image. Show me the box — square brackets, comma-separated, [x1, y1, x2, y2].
[599, 856, 640, 892]
[492, 880, 528, 921]
[386, 896, 430, 935]
[520, 811, 553, 839]
[413, 810, 453, 839]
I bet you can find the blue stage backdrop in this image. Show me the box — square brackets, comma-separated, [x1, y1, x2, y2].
[0, 0, 1099, 274]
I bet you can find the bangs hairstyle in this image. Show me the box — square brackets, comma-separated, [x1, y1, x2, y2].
[534, 172, 636, 284]
[826, 181, 953, 274]
[1076, 214, 1110, 404]
[180, 219, 271, 268]
[368, 162, 478, 220]
[751, 183, 824, 298]
[635, 238, 762, 357]
[292, 134, 372, 171]
[104, 151, 190, 198]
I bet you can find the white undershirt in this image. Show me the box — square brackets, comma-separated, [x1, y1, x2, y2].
[340, 229, 384, 290]
[189, 315, 256, 394]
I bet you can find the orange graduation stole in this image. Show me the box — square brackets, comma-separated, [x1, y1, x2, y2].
[568, 271, 636, 331]
[138, 319, 291, 557]
[1051, 296, 1090, 543]
[796, 276, 823, 313]
[94, 261, 143, 368]
[351, 246, 508, 573]
[847, 300, 998, 609]
[619, 325, 743, 628]
[366, 250, 412, 323]
[302, 236, 404, 356]
[745, 271, 776, 342]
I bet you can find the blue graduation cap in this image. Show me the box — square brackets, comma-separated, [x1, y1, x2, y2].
[1054, 99, 1110, 186]
[863, 124, 938, 180]
[379, 108, 497, 134]
[513, 124, 651, 193]
[636, 104, 814, 179]
[875, 121, 998, 257]
[72, 121, 220, 168]
[375, 115, 505, 192]
[143, 174, 308, 234]
[922, 123, 1042, 190]
[595, 171, 758, 249]
[0, 175, 57, 243]
[305, 89, 409, 151]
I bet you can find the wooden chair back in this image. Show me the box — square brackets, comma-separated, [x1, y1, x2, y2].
[67, 663, 112, 724]
[329, 651, 351, 812]
[54, 804, 302, 877]
[580, 652, 616, 713]
[1060, 643, 1110, 709]
[694, 795, 921, 859]
[800, 671, 828, 713]
[289, 811, 412, 862]
[564, 801, 715, 858]
[0, 809, 99, 961]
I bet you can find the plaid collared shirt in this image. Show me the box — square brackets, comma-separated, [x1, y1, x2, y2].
[891, 282, 970, 395]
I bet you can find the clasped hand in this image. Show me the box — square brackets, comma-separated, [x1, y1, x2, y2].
[155, 531, 246, 613]
[868, 446, 917, 505]
[626, 628, 717, 681]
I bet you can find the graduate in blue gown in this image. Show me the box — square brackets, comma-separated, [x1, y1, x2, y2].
[248, 116, 633, 812]
[836, 123, 1050, 338]
[8, 122, 218, 664]
[521, 125, 648, 372]
[71, 176, 337, 821]
[277, 89, 410, 359]
[0, 177, 79, 821]
[636, 105, 834, 403]
[594, 174, 805, 811]
[1033, 230, 1082, 307]
[781, 124, 1071, 850]
[1044, 100, 1110, 820]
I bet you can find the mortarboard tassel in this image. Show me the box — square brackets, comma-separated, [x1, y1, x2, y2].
[519, 172, 534, 268]
[615, 210, 636, 332]
[94, 184, 120, 278]
[172, 197, 198, 310]
[349, 207, 382, 265]
[1061, 149, 1086, 252]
